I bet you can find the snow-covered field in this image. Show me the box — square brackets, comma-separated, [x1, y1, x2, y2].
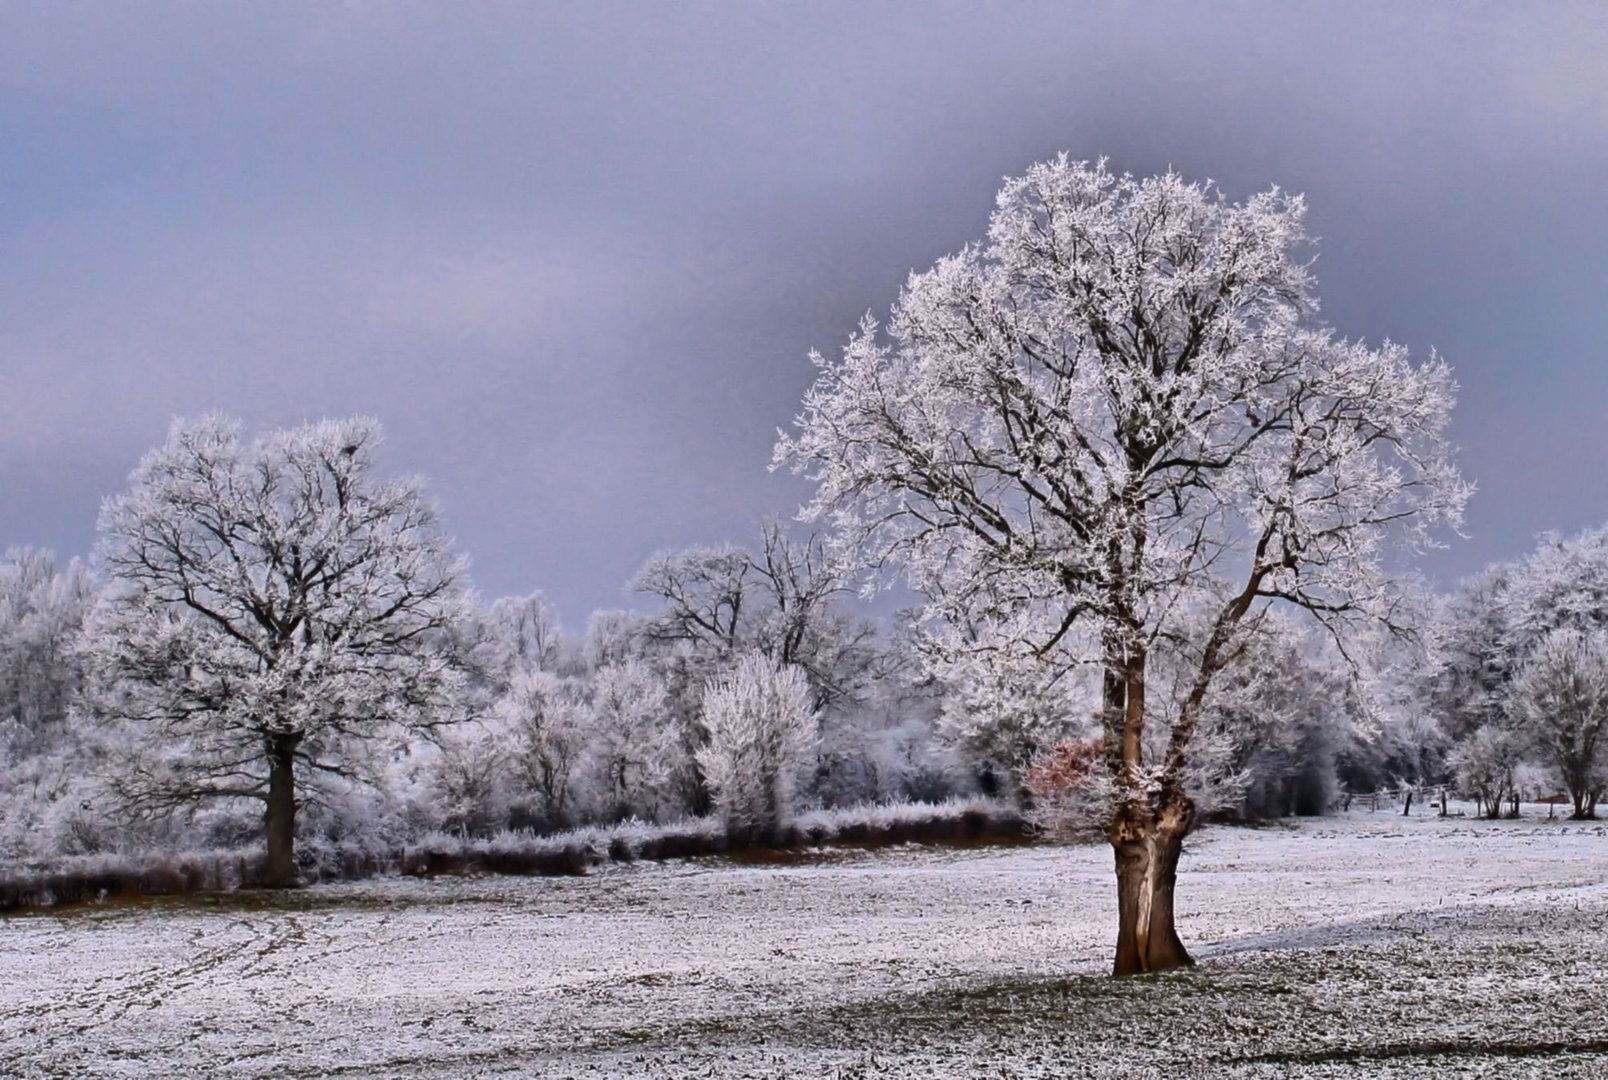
[4, 811, 1607, 1078]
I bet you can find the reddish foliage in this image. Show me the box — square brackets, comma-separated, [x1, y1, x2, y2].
[1026, 737, 1107, 800]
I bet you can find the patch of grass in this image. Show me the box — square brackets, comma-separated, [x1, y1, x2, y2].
[544, 912, 1608, 1076]
[1235, 1037, 1608, 1066]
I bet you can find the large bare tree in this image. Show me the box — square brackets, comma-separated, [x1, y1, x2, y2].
[87, 415, 469, 887]
[777, 157, 1467, 974]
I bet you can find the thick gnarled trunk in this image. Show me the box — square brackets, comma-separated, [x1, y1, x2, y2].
[263, 733, 301, 888]
[1110, 797, 1195, 976]
[1101, 631, 1199, 976]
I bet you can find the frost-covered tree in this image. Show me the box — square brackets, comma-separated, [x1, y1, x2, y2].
[1025, 735, 1111, 840]
[1504, 526, 1608, 648]
[1423, 565, 1516, 747]
[1447, 723, 1523, 819]
[1425, 529, 1608, 744]
[821, 662, 959, 805]
[584, 609, 650, 669]
[1024, 610, 1350, 832]
[935, 645, 1087, 791]
[86, 416, 471, 886]
[631, 546, 750, 814]
[0, 548, 95, 743]
[633, 525, 885, 711]
[587, 658, 674, 821]
[0, 551, 153, 862]
[427, 720, 509, 838]
[696, 652, 818, 844]
[1425, 526, 1608, 817]
[632, 524, 889, 812]
[481, 591, 567, 680]
[1192, 614, 1356, 818]
[777, 156, 1467, 974]
[496, 668, 591, 829]
[633, 545, 751, 655]
[1510, 629, 1608, 819]
[748, 523, 888, 712]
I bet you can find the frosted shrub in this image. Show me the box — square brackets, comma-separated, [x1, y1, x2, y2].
[697, 652, 818, 844]
[1025, 737, 1111, 841]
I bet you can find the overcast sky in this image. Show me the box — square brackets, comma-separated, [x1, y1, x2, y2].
[2, 2, 1605, 622]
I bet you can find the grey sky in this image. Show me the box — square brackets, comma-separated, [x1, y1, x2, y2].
[2, 2, 1605, 623]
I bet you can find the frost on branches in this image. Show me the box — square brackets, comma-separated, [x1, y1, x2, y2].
[696, 652, 818, 845]
[776, 156, 1467, 974]
[1428, 526, 1608, 820]
[0, 549, 100, 861]
[630, 524, 896, 812]
[1511, 629, 1608, 819]
[85, 416, 471, 887]
[494, 668, 592, 830]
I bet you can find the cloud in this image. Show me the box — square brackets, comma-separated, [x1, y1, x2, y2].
[1, 2, 1605, 614]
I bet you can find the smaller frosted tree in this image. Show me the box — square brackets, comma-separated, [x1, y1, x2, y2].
[0, 548, 96, 743]
[1511, 629, 1608, 819]
[496, 669, 590, 829]
[1424, 566, 1516, 746]
[588, 658, 674, 821]
[87, 416, 469, 886]
[1447, 724, 1524, 819]
[696, 652, 818, 844]
[481, 592, 566, 680]
[428, 721, 510, 838]
[1025, 735, 1111, 841]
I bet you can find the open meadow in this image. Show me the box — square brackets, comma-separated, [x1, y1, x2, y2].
[3, 810, 1607, 1078]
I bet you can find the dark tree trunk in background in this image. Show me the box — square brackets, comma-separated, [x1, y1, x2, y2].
[1567, 772, 1598, 819]
[263, 733, 302, 888]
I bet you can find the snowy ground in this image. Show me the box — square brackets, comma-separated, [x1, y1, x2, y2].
[3, 810, 1607, 1078]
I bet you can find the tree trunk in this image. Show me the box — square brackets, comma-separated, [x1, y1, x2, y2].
[1110, 798, 1195, 976]
[263, 732, 301, 888]
[1102, 630, 1198, 977]
[1567, 769, 1594, 819]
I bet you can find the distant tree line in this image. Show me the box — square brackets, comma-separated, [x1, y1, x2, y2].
[3, 415, 1598, 882]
